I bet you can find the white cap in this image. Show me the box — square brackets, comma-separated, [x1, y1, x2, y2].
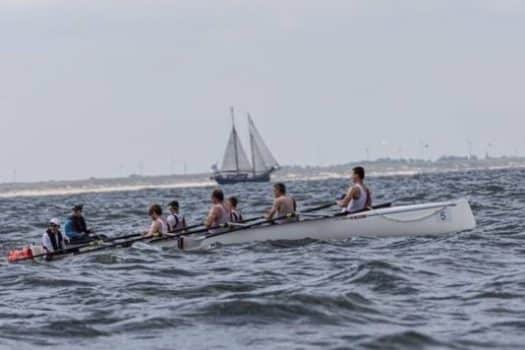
[49, 218, 60, 226]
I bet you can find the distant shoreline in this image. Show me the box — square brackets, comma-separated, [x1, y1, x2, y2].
[0, 156, 524, 198]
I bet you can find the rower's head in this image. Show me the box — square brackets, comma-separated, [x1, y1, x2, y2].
[352, 166, 365, 184]
[72, 204, 83, 217]
[228, 196, 238, 209]
[273, 183, 286, 197]
[169, 201, 179, 214]
[148, 204, 163, 220]
[211, 188, 224, 204]
[49, 218, 60, 233]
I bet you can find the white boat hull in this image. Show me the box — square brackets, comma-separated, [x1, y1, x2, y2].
[178, 198, 476, 250]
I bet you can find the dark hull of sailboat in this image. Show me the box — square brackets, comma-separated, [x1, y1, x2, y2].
[212, 169, 275, 185]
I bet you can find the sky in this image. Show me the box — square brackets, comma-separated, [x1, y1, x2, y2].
[1, 0, 524, 182]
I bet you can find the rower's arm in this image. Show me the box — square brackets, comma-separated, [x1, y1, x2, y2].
[42, 234, 52, 252]
[337, 188, 354, 208]
[266, 200, 280, 220]
[145, 221, 161, 237]
[206, 208, 218, 228]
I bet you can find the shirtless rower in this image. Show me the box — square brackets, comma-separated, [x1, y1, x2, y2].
[145, 204, 168, 237]
[205, 189, 230, 232]
[337, 166, 372, 213]
[266, 183, 296, 221]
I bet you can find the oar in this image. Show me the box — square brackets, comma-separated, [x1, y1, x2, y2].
[69, 213, 274, 257]
[8, 221, 209, 263]
[151, 201, 337, 242]
[93, 222, 205, 244]
[300, 202, 336, 213]
[55, 222, 206, 254]
[9, 202, 340, 262]
[73, 201, 339, 255]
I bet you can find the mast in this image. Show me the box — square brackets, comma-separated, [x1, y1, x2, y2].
[248, 113, 256, 176]
[231, 106, 240, 173]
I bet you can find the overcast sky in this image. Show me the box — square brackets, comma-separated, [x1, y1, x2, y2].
[1, 0, 524, 182]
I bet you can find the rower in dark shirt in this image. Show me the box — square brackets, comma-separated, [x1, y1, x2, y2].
[64, 205, 94, 244]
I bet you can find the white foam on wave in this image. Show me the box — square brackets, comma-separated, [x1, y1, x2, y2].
[0, 181, 216, 199]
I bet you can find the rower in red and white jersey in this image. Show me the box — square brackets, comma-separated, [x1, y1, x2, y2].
[206, 189, 230, 233]
[337, 166, 372, 213]
[227, 196, 243, 223]
[167, 200, 187, 232]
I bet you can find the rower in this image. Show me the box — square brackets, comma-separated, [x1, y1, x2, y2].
[167, 200, 187, 233]
[64, 204, 94, 244]
[145, 204, 168, 237]
[205, 189, 230, 233]
[266, 183, 296, 222]
[42, 218, 67, 259]
[227, 196, 243, 223]
[337, 166, 372, 213]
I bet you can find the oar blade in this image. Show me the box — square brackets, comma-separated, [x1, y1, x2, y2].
[7, 247, 34, 263]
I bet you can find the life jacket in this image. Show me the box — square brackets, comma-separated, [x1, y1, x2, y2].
[46, 229, 65, 251]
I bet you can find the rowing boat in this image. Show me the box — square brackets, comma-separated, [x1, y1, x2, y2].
[174, 198, 476, 251]
[8, 198, 475, 262]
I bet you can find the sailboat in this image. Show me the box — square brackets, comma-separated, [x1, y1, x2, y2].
[212, 107, 279, 185]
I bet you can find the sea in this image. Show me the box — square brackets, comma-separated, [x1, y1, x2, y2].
[1, 167, 524, 350]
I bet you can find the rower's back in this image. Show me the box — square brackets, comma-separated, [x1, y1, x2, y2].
[207, 189, 230, 234]
[270, 183, 297, 224]
[208, 203, 229, 233]
[275, 195, 296, 218]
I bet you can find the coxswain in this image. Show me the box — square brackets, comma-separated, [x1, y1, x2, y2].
[227, 196, 243, 223]
[205, 189, 230, 232]
[145, 204, 168, 237]
[266, 183, 296, 221]
[167, 200, 187, 233]
[337, 166, 372, 213]
[64, 204, 94, 244]
[42, 218, 67, 259]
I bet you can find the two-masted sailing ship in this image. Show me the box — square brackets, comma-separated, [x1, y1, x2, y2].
[212, 108, 279, 185]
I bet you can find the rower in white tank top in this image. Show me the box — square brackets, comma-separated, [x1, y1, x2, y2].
[346, 183, 369, 213]
[337, 166, 372, 214]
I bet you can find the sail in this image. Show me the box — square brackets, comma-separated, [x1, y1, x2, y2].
[248, 114, 279, 172]
[220, 125, 252, 173]
[250, 133, 268, 173]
